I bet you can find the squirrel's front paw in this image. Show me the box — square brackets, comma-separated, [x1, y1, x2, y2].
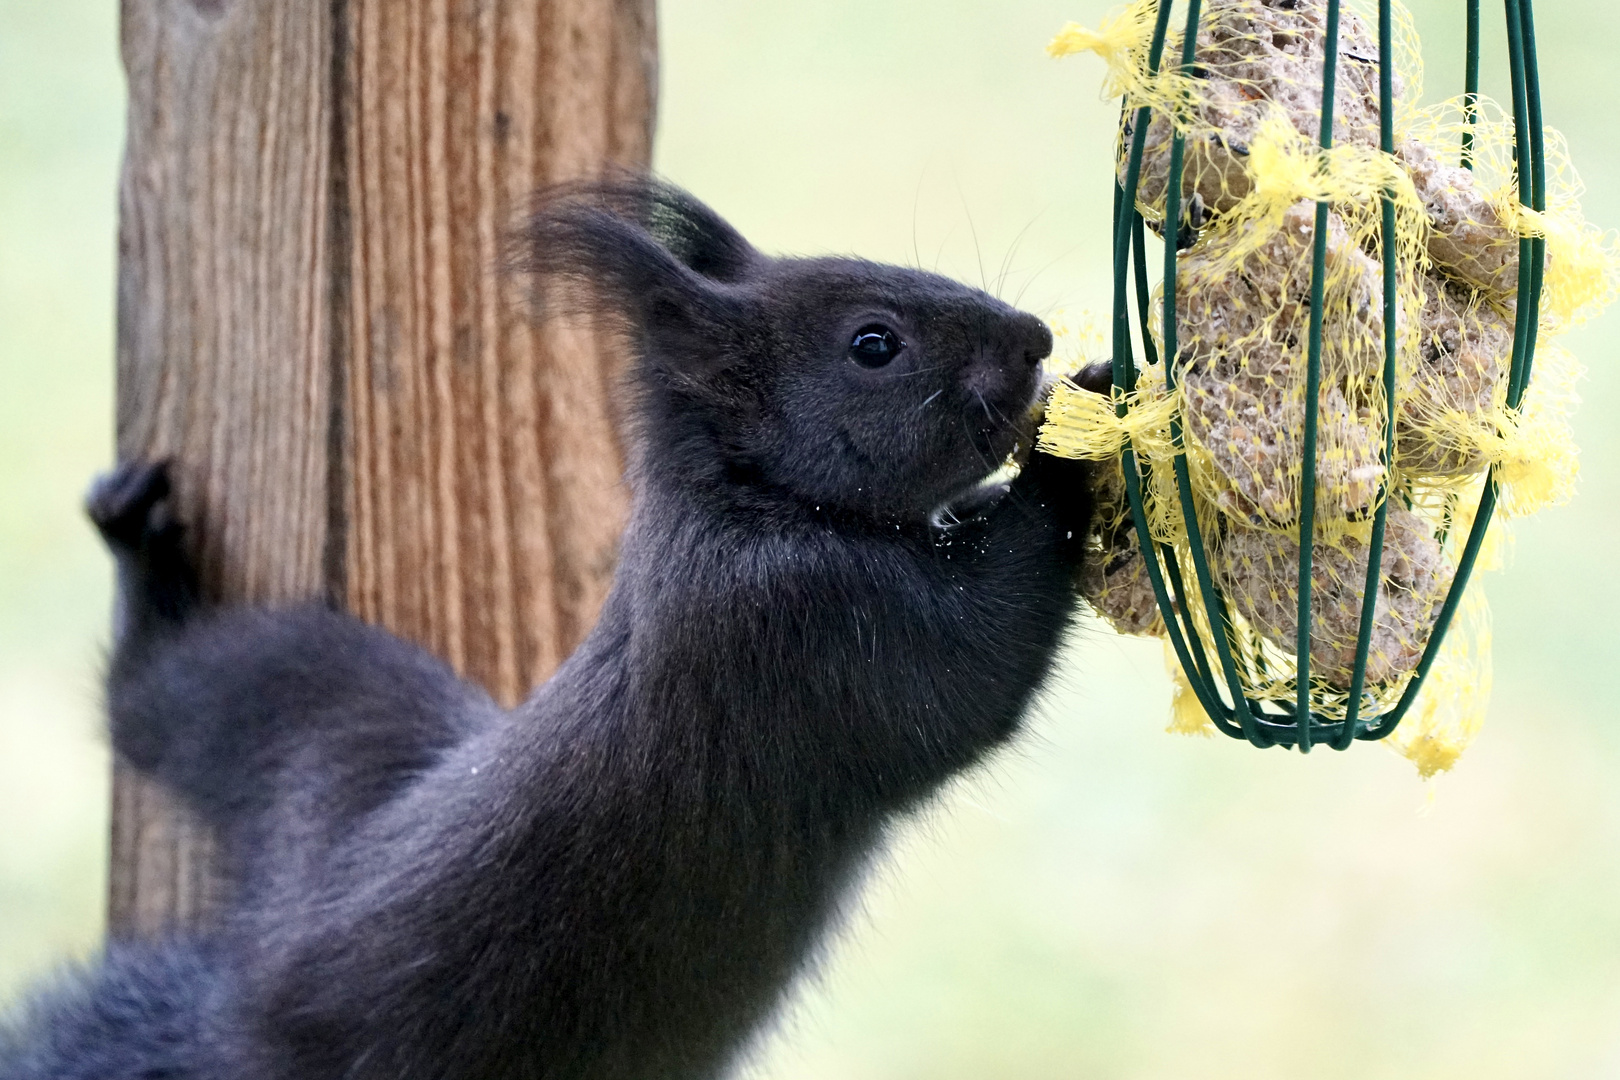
[86, 459, 181, 554]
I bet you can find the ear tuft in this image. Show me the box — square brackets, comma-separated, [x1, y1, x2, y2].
[623, 177, 758, 283]
[512, 172, 756, 294]
[511, 174, 755, 376]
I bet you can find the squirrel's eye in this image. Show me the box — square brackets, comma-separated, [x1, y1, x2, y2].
[849, 325, 904, 368]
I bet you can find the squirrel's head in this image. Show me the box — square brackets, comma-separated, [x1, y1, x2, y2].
[516, 176, 1052, 523]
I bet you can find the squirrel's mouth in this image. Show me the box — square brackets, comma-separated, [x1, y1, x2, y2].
[967, 365, 1045, 457]
[932, 381, 1043, 530]
[930, 463, 1017, 530]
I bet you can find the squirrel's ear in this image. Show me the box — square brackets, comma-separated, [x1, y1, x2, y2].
[513, 175, 752, 376]
[623, 177, 757, 284]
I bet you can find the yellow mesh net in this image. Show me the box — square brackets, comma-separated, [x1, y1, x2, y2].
[1040, 0, 1617, 774]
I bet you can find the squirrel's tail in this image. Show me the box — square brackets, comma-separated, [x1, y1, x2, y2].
[0, 936, 228, 1080]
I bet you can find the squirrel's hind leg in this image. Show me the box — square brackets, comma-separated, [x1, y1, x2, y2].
[89, 461, 499, 898]
[105, 603, 499, 894]
[86, 460, 200, 646]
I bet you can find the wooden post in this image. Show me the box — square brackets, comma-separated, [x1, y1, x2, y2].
[111, 0, 656, 936]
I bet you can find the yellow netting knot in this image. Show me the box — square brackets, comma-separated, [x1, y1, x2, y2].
[1513, 206, 1620, 329]
[1396, 732, 1466, 779]
[1048, 1, 1179, 105]
[1037, 375, 1181, 463]
[1493, 341, 1582, 517]
[1215, 110, 1426, 266]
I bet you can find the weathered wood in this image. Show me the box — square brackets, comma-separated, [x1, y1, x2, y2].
[112, 0, 656, 937]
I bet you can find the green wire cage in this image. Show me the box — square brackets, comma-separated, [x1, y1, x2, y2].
[1107, 0, 1545, 753]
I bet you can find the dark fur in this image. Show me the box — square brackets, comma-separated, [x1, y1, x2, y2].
[1, 177, 1092, 1080]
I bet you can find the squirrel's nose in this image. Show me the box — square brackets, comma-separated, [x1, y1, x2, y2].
[1018, 316, 1053, 368]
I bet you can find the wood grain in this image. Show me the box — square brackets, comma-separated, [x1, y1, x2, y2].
[112, 0, 655, 936]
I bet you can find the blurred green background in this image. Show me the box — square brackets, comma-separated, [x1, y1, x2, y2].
[2, 0, 1618, 1076]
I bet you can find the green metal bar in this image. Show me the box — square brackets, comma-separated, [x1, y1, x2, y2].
[1514, 0, 1546, 404]
[1127, 196, 1218, 700]
[1155, 0, 1268, 746]
[1105, 0, 1241, 736]
[1364, 0, 1544, 742]
[1339, 0, 1399, 751]
[1166, 455, 1268, 743]
[1114, 179, 1127, 383]
[1110, 0, 1175, 402]
[1122, 152, 1218, 693]
[1132, 216, 1162, 367]
[1503, 0, 1541, 410]
[1432, 489, 1461, 547]
[1462, 0, 1481, 169]
[1121, 158, 1210, 688]
[1294, 0, 1343, 753]
[1113, 180, 1142, 407]
[1127, 211, 1217, 714]
[1157, 541, 1219, 691]
[1367, 479, 1499, 736]
[1505, 253, 1535, 406]
[1227, 701, 1351, 748]
[1121, 448, 1239, 734]
[1114, 167, 1218, 696]
[1243, 624, 1273, 684]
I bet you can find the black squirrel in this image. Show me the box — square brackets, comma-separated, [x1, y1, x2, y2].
[0, 177, 1094, 1080]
